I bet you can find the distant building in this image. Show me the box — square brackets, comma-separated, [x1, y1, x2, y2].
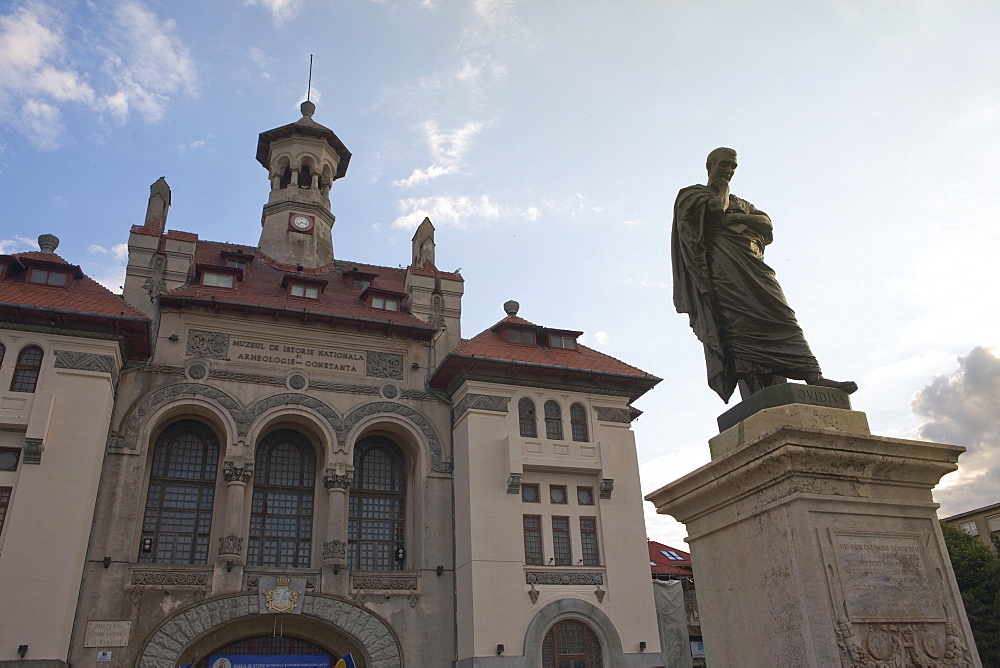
[943, 502, 1000, 552]
[648, 540, 693, 581]
[1, 101, 669, 666]
[648, 540, 703, 667]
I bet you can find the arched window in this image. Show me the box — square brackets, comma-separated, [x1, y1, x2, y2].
[349, 435, 406, 571]
[0, 341, 6, 368]
[519, 398, 537, 438]
[544, 400, 563, 440]
[248, 430, 316, 568]
[10, 345, 43, 393]
[542, 619, 603, 668]
[570, 403, 589, 442]
[140, 420, 220, 564]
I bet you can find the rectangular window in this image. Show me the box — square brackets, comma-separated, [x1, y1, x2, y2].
[353, 278, 371, 291]
[551, 335, 576, 349]
[552, 516, 572, 566]
[226, 259, 246, 269]
[0, 487, 10, 534]
[372, 297, 399, 311]
[959, 521, 979, 536]
[987, 514, 1000, 533]
[660, 549, 685, 561]
[202, 272, 234, 288]
[549, 485, 567, 504]
[28, 269, 68, 286]
[576, 487, 594, 505]
[509, 330, 535, 345]
[290, 284, 319, 299]
[523, 515, 543, 565]
[580, 517, 600, 566]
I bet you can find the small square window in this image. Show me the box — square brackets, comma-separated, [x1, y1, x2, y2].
[551, 335, 576, 349]
[959, 521, 979, 536]
[290, 284, 319, 299]
[521, 484, 540, 503]
[577, 487, 594, 505]
[509, 330, 535, 345]
[372, 297, 399, 311]
[28, 269, 68, 286]
[202, 272, 234, 288]
[226, 259, 246, 269]
[354, 278, 371, 291]
[549, 485, 567, 504]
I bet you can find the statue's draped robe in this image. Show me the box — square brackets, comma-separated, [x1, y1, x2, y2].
[671, 185, 821, 402]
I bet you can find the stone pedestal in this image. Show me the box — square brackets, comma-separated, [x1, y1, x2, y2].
[645, 405, 981, 668]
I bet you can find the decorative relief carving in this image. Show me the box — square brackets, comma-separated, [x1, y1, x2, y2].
[138, 364, 187, 377]
[309, 380, 380, 395]
[352, 591, 367, 606]
[407, 592, 420, 608]
[366, 351, 403, 379]
[223, 460, 253, 483]
[244, 393, 344, 443]
[244, 573, 318, 591]
[452, 393, 511, 423]
[599, 479, 614, 499]
[595, 406, 631, 423]
[205, 370, 285, 386]
[109, 383, 245, 451]
[54, 350, 117, 387]
[342, 402, 450, 473]
[381, 383, 399, 399]
[506, 473, 522, 494]
[528, 584, 539, 604]
[526, 572, 604, 586]
[128, 588, 144, 607]
[23, 437, 43, 464]
[594, 587, 606, 603]
[131, 570, 210, 587]
[352, 575, 418, 591]
[186, 330, 230, 360]
[323, 540, 346, 561]
[139, 594, 402, 667]
[288, 373, 307, 390]
[218, 534, 243, 557]
[323, 469, 353, 489]
[835, 619, 971, 668]
[143, 255, 166, 301]
[187, 363, 207, 380]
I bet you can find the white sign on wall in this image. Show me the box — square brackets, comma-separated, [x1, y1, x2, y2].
[84, 621, 131, 647]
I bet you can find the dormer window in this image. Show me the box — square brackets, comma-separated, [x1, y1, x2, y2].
[201, 272, 234, 288]
[289, 283, 320, 299]
[372, 296, 398, 311]
[221, 250, 255, 271]
[226, 259, 245, 269]
[0, 261, 7, 279]
[354, 278, 371, 291]
[508, 330, 535, 345]
[28, 268, 68, 286]
[550, 335, 576, 349]
[344, 268, 378, 292]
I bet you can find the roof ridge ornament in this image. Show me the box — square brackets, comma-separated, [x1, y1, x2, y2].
[503, 300, 519, 317]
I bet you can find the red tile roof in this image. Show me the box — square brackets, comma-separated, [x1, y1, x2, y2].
[158, 240, 441, 339]
[429, 314, 661, 399]
[0, 251, 151, 358]
[648, 540, 693, 578]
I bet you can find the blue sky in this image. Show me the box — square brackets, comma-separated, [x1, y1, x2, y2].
[1, 0, 999, 546]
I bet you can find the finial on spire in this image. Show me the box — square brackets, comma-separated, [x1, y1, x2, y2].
[504, 300, 520, 317]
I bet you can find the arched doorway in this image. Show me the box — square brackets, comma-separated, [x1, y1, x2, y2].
[542, 619, 603, 668]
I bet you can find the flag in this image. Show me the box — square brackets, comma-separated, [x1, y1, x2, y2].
[334, 655, 356, 668]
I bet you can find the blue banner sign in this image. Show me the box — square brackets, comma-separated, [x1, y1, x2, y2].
[208, 656, 330, 668]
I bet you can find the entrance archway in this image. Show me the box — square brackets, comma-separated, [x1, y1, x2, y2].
[136, 594, 402, 668]
[194, 635, 336, 667]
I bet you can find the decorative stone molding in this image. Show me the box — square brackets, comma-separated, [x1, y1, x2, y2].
[351, 574, 418, 591]
[506, 473, 522, 494]
[218, 534, 243, 557]
[323, 469, 353, 489]
[186, 329, 229, 360]
[835, 618, 972, 667]
[407, 592, 420, 608]
[528, 584, 539, 604]
[366, 351, 403, 379]
[23, 437, 43, 464]
[342, 401, 450, 473]
[137, 594, 403, 667]
[594, 406, 631, 423]
[309, 380, 380, 395]
[244, 573, 318, 591]
[128, 588, 144, 607]
[455, 373, 632, 398]
[201, 369, 285, 386]
[323, 540, 346, 561]
[526, 572, 604, 586]
[594, 587, 606, 603]
[223, 459, 253, 483]
[186, 363, 208, 380]
[599, 478, 614, 499]
[400, 388, 441, 401]
[288, 373, 307, 390]
[352, 591, 367, 606]
[54, 350, 118, 386]
[131, 569, 210, 587]
[452, 393, 511, 423]
[380, 383, 399, 399]
[108, 383, 245, 451]
[244, 393, 345, 443]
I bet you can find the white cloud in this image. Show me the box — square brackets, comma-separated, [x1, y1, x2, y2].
[249, 47, 271, 80]
[0, 235, 39, 254]
[97, 2, 198, 124]
[245, 0, 300, 25]
[87, 242, 129, 292]
[19, 98, 62, 149]
[594, 331, 609, 346]
[394, 120, 485, 187]
[178, 135, 212, 152]
[623, 219, 643, 226]
[88, 242, 128, 262]
[393, 194, 501, 229]
[640, 444, 712, 547]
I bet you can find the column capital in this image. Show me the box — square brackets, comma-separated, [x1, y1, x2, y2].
[223, 458, 253, 483]
[324, 466, 354, 490]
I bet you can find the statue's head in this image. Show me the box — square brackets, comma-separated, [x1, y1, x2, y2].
[706, 147, 738, 181]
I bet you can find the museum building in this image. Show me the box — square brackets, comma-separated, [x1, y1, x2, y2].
[0, 102, 667, 667]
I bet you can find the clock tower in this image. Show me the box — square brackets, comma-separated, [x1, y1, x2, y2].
[255, 100, 351, 268]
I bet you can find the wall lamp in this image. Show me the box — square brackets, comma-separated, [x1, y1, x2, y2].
[496, 644, 504, 656]
[17, 645, 28, 658]
[225, 561, 233, 573]
[639, 641, 646, 653]
[333, 563, 341, 575]
[436, 565, 443, 576]
[102, 556, 111, 568]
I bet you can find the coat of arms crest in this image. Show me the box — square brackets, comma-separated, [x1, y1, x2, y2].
[263, 576, 300, 614]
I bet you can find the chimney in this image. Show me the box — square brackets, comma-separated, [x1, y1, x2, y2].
[144, 177, 171, 231]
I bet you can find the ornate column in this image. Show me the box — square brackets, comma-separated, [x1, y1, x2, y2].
[323, 465, 353, 567]
[219, 457, 252, 563]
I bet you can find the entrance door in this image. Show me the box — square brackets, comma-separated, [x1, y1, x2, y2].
[195, 636, 335, 667]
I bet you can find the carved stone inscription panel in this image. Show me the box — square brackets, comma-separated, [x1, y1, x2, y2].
[835, 533, 938, 621]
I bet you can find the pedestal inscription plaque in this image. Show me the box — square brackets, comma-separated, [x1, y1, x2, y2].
[835, 532, 939, 621]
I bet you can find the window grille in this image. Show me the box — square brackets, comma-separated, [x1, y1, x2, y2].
[570, 403, 589, 442]
[348, 435, 406, 571]
[519, 398, 537, 438]
[10, 345, 43, 393]
[544, 401, 563, 440]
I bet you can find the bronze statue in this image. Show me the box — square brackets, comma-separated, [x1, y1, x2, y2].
[671, 147, 857, 402]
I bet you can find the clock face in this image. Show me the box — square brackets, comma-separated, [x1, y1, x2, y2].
[291, 215, 312, 231]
